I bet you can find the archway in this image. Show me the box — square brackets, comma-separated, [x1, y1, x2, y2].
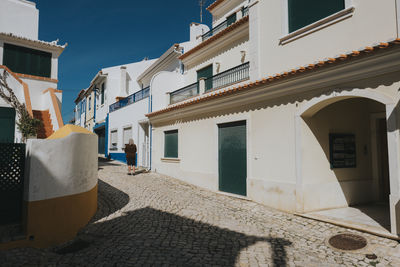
[296, 91, 399, 237]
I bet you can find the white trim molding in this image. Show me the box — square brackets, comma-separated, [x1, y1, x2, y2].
[280, 6, 355, 45]
[161, 157, 181, 163]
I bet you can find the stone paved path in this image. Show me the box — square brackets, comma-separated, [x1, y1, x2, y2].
[1, 159, 400, 266]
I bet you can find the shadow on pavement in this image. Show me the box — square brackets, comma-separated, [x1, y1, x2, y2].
[89, 179, 130, 222]
[98, 157, 122, 170]
[80, 207, 292, 266]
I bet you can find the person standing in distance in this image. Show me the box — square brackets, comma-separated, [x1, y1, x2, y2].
[125, 138, 137, 175]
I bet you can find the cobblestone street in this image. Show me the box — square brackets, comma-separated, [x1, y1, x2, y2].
[2, 159, 400, 266]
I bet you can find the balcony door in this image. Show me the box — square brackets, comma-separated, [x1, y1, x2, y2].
[197, 65, 213, 91]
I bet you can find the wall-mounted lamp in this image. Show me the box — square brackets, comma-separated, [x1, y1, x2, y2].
[215, 62, 221, 73]
[240, 51, 246, 63]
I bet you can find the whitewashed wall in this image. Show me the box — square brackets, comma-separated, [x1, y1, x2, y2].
[151, 71, 184, 111]
[95, 59, 157, 124]
[24, 132, 98, 201]
[253, 0, 398, 79]
[108, 97, 149, 166]
[0, 0, 39, 40]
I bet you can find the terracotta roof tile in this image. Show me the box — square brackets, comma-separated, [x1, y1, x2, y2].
[206, 0, 225, 11]
[147, 39, 398, 118]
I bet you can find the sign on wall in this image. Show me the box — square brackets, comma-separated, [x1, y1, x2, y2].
[329, 133, 356, 169]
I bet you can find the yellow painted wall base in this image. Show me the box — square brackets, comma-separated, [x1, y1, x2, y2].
[0, 184, 98, 250]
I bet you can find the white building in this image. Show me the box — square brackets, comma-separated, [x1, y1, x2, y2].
[147, 0, 400, 238]
[0, 0, 66, 142]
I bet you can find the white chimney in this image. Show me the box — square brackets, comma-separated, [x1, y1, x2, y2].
[120, 66, 127, 96]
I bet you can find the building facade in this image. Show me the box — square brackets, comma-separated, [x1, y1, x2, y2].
[0, 0, 65, 141]
[147, 0, 400, 237]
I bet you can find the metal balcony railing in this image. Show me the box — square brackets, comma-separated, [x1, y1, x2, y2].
[169, 62, 250, 105]
[170, 82, 199, 105]
[109, 86, 150, 113]
[205, 62, 249, 92]
[242, 6, 249, 17]
[202, 6, 249, 42]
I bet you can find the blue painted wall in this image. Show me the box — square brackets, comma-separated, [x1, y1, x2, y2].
[109, 152, 137, 166]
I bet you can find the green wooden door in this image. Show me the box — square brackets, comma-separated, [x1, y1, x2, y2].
[218, 121, 247, 196]
[0, 107, 15, 143]
[197, 65, 213, 91]
[97, 129, 106, 154]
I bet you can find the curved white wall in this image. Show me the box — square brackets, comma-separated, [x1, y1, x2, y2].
[25, 132, 98, 202]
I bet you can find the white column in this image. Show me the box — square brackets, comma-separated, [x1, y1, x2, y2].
[0, 41, 4, 65]
[386, 103, 400, 235]
[51, 55, 58, 81]
[248, 0, 261, 80]
[199, 78, 206, 95]
[166, 92, 171, 106]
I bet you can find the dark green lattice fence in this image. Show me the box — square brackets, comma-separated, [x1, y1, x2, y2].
[0, 143, 25, 225]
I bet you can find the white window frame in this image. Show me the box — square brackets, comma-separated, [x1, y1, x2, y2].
[280, 0, 354, 45]
[110, 129, 118, 150]
[123, 125, 133, 146]
[160, 125, 181, 162]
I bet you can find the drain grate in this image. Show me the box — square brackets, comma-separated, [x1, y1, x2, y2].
[54, 239, 91, 255]
[328, 233, 367, 251]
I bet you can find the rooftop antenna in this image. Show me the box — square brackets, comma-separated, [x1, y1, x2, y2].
[199, 0, 206, 23]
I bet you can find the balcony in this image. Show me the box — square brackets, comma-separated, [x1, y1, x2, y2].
[170, 82, 199, 105]
[202, 6, 249, 42]
[109, 87, 150, 113]
[170, 62, 249, 105]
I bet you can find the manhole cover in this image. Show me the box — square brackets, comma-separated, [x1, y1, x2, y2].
[54, 239, 91, 254]
[328, 233, 367, 251]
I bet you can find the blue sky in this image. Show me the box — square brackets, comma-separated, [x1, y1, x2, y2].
[34, 0, 212, 123]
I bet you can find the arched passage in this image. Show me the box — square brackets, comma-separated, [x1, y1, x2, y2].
[296, 90, 400, 236]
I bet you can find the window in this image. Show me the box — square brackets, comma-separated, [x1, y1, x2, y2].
[164, 130, 178, 158]
[288, 0, 345, 33]
[111, 129, 118, 150]
[88, 96, 91, 110]
[123, 126, 132, 145]
[3, 43, 52, 78]
[226, 12, 237, 27]
[101, 83, 105, 105]
[197, 65, 213, 91]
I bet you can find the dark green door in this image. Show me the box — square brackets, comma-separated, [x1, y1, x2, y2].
[218, 121, 247, 196]
[0, 107, 15, 143]
[197, 65, 213, 91]
[98, 129, 106, 154]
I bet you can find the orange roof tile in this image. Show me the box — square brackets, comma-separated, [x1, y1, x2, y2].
[206, 0, 225, 11]
[147, 39, 400, 118]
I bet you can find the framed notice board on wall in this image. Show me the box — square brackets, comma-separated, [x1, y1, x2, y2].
[329, 133, 356, 169]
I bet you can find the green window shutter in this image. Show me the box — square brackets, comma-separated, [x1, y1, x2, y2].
[197, 65, 213, 91]
[288, 0, 345, 33]
[164, 130, 178, 158]
[3, 43, 52, 78]
[227, 13, 237, 27]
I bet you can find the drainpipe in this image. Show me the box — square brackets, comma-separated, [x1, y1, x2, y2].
[105, 113, 109, 158]
[149, 93, 153, 171]
[396, 0, 400, 38]
[93, 90, 96, 128]
[84, 99, 87, 129]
